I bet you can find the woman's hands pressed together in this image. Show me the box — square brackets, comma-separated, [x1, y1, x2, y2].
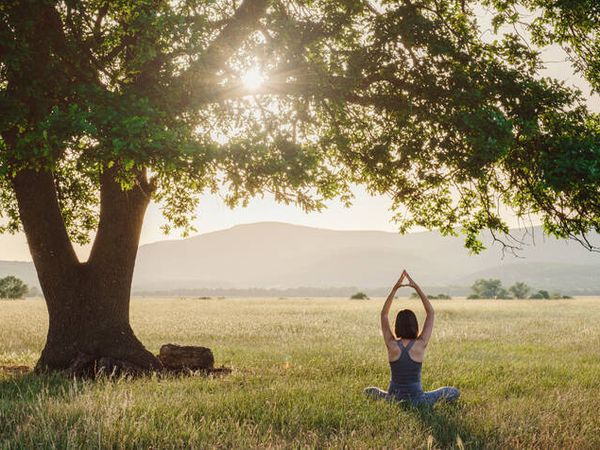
[394, 269, 418, 290]
[393, 271, 406, 290]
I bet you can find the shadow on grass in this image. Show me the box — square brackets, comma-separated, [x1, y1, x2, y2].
[0, 371, 80, 445]
[401, 402, 497, 449]
[0, 370, 75, 405]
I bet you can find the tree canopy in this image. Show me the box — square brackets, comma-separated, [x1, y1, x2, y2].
[508, 281, 530, 299]
[1, 0, 599, 252]
[485, 0, 600, 91]
[0, 275, 28, 299]
[469, 278, 510, 299]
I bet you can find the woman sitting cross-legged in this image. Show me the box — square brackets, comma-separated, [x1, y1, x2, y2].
[364, 269, 460, 406]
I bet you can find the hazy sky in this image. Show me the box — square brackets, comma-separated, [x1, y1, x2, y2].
[1, 15, 599, 262]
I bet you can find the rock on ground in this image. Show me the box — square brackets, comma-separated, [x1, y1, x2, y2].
[158, 344, 215, 370]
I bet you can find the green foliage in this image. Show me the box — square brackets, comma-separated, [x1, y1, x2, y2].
[0, 275, 28, 299]
[509, 282, 531, 299]
[350, 291, 369, 300]
[0, 0, 598, 251]
[484, 0, 600, 91]
[411, 292, 452, 299]
[470, 278, 511, 299]
[471, 280, 572, 300]
[530, 289, 550, 300]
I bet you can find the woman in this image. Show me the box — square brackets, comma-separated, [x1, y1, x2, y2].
[364, 269, 460, 406]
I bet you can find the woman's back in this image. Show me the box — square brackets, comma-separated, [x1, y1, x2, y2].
[390, 339, 422, 386]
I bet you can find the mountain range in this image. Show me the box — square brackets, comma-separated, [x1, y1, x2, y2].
[1, 222, 599, 296]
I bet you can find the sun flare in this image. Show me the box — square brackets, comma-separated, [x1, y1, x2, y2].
[241, 67, 265, 90]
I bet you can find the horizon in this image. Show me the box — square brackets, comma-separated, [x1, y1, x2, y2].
[3, 221, 598, 296]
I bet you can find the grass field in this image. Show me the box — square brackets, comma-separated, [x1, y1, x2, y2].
[1, 297, 600, 449]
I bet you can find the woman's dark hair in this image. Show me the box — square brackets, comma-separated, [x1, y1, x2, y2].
[395, 309, 419, 339]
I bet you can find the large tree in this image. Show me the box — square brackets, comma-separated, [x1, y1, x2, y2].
[1, 0, 598, 372]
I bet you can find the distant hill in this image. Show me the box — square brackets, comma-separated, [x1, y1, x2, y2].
[1, 222, 599, 295]
[131, 222, 600, 295]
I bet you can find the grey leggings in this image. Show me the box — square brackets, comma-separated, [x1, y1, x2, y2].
[364, 386, 460, 406]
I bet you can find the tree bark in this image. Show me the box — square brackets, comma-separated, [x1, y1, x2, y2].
[12, 165, 161, 373]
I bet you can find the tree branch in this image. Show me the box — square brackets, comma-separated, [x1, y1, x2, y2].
[88, 165, 154, 274]
[200, 69, 410, 107]
[177, 0, 270, 107]
[41, 2, 106, 88]
[203, 0, 270, 71]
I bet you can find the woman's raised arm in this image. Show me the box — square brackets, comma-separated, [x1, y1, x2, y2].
[380, 272, 406, 349]
[404, 271, 435, 345]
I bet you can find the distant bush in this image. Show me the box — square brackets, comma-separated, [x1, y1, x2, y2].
[410, 292, 451, 299]
[528, 290, 573, 300]
[470, 279, 511, 299]
[530, 290, 550, 299]
[350, 292, 369, 300]
[0, 276, 29, 299]
[467, 294, 480, 299]
[509, 282, 531, 299]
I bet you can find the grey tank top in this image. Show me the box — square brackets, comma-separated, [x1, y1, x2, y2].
[389, 339, 422, 387]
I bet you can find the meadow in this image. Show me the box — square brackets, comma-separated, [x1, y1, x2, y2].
[1, 296, 600, 449]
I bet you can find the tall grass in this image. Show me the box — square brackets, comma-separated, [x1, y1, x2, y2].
[1, 297, 600, 449]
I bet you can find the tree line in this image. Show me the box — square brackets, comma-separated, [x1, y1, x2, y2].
[467, 279, 572, 300]
[396, 279, 573, 300]
[2, 273, 574, 301]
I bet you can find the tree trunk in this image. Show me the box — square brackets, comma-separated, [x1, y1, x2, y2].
[12, 165, 161, 374]
[36, 275, 160, 372]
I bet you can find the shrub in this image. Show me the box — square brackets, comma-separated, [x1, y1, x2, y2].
[350, 292, 369, 300]
[509, 282, 531, 299]
[0, 276, 29, 299]
[530, 290, 550, 299]
[409, 292, 451, 299]
[523, 289, 572, 300]
[470, 279, 511, 299]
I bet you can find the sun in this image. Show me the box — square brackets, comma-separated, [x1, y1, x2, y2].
[241, 67, 265, 90]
